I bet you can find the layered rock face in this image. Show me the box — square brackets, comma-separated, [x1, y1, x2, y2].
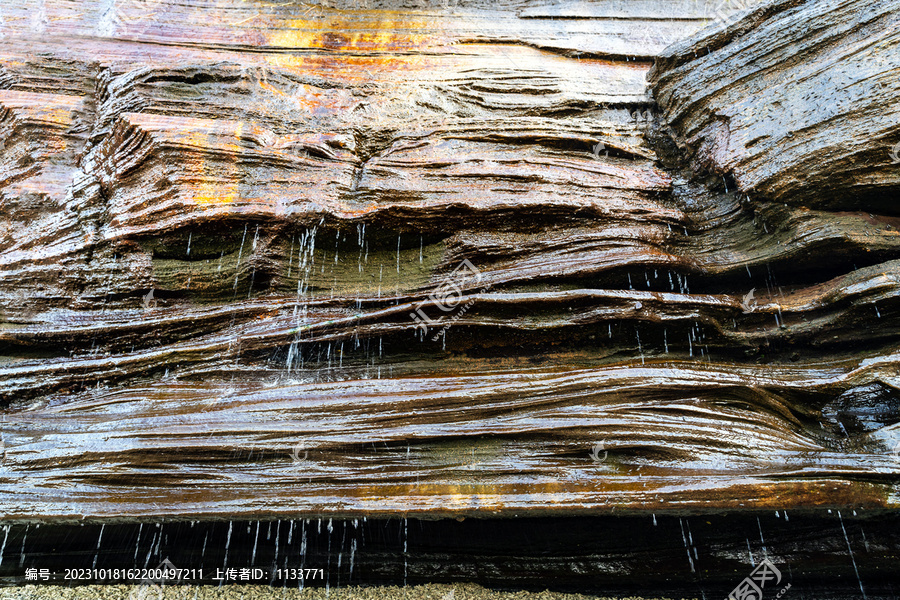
[0, 0, 898, 522]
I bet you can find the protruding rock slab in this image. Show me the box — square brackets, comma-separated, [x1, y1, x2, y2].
[649, 0, 900, 213]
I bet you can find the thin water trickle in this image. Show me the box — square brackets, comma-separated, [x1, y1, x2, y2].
[838, 510, 867, 600]
[635, 329, 644, 365]
[133, 523, 143, 561]
[234, 223, 248, 291]
[358, 223, 366, 273]
[757, 517, 767, 559]
[288, 234, 295, 278]
[403, 517, 409, 586]
[300, 521, 308, 591]
[154, 524, 163, 560]
[678, 518, 694, 573]
[335, 230, 340, 265]
[223, 521, 234, 570]
[251, 521, 260, 564]
[349, 538, 357, 577]
[274, 520, 281, 567]
[0, 525, 9, 569]
[143, 531, 156, 568]
[91, 524, 103, 569]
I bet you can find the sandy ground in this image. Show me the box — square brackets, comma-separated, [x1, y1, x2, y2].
[0, 584, 675, 600]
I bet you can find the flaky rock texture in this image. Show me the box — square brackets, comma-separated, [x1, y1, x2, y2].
[648, 0, 900, 212]
[0, 0, 899, 522]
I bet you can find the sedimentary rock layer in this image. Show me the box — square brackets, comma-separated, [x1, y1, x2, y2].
[0, 0, 898, 521]
[648, 0, 900, 212]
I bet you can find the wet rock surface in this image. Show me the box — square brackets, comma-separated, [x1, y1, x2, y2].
[648, 0, 900, 212]
[0, 0, 898, 530]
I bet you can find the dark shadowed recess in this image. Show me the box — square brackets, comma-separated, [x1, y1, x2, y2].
[0, 512, 897, 598]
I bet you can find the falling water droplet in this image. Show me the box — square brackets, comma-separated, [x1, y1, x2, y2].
[223, 521, 233, 569]
[636, 329, 644, 365]
[757, 517, 768, 559]
[0, 525, 9, 568]
[838, 510, 867, 600]
[134, 523, 143, 561]
[403, 517, 408, 587]
[274, 520, 281, 567]
[234, 223, 248, 291]
[679, 518, 695, 573]
[349, 538, 357, 578]
[91, 524, 103, 569]
[251, 521, 261, 564]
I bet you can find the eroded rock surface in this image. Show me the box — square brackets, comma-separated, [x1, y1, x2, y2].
[0, 0, 898, 521]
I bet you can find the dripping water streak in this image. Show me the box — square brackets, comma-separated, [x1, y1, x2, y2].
[838, 510, 867, 600]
